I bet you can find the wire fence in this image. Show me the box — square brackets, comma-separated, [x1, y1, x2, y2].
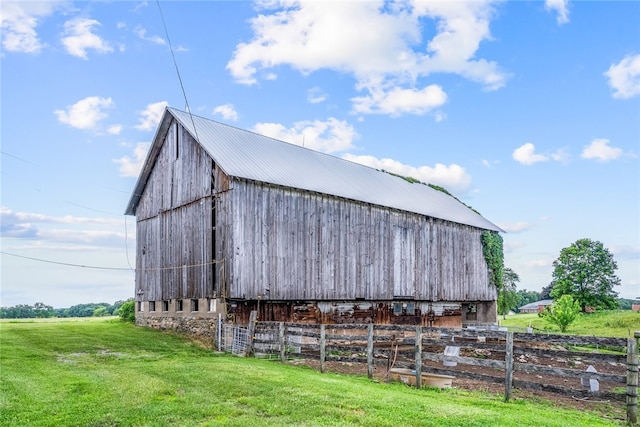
[220, 324, 249, 356]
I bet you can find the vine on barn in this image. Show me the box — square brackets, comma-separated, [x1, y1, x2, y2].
[481, 231, 504, 289]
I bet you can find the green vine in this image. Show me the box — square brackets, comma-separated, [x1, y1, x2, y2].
[481, 231, 504, 289]
[380, 170, 481, 214]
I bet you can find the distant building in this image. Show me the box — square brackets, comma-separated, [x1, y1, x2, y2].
[518, 299, 554, 314]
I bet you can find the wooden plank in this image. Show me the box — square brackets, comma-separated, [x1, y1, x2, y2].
[421, 353, 507, 370]
[513, 362, 624, 383]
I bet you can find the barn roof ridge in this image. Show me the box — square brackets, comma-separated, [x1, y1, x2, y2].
[126, 107, 502, 232]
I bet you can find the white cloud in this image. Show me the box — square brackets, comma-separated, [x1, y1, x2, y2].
[434, 111, 447, 123]
[610, 244, 640, 260]
[550, 147, 570, 164]
[307, 87, 327, 104]
[497, 221, 532, 233]
[113, 142, 150, 177]
[38, 229, 125, 246]
[0, 206, 126, 247]
[526, 259, 552, 268]
[482, 159, 500, 168]
[581, 138, 622, 162]
[545, 0, 570, 25]
[134, 25, 166, 45]
[107, 124, 123, 135]
[604, 54, 640, 99]
[512, 143, 548, 165]
[0, 1, 63, 53]
[227, 1, 507, 115]
[61, 17, 114, 59]
[253, 118, 357, 154]
[135, 101, 168, 131]
[54, 96, 114, 130]
[351, 84, 447, 116]
[342, 153, 472, 194]
[132, 2, 149, 13]
[503, 240, 524, 253]
[213, 104, 239, 122]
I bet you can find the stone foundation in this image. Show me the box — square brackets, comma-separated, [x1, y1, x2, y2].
[135, 298, 226, 343]
[136, 315, 217, 340]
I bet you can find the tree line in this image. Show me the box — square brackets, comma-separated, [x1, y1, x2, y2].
[0, 299, 133, 319]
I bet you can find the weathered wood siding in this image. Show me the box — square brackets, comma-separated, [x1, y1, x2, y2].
[219, 180, 496, 303]
[135, 120, 215, 301]
[133, 119, 496, 308]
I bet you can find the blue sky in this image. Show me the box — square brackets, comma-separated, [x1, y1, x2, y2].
[1, 0, 638, 308]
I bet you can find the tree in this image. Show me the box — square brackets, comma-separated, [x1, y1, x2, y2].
[515, 290, 541, 309]
[0, 304, 35, 319]
[540, 283, 553, 300]
[539, 294, 581, 332]
[93, 306, 108, 317]
[498, 268, 520, 319]
[34, 302, 54, 318]
[548, 238, 620, 312]
[111, 300, 127, 315]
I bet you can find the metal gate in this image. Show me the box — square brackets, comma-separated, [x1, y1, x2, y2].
[221, 324, 249, 356]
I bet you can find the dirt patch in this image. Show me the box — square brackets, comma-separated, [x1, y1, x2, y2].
[285, 358, 627, 423]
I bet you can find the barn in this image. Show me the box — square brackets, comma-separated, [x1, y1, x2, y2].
[125, 107, 503, 336]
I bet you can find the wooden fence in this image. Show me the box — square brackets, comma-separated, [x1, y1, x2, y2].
[247, 322, 639, 424]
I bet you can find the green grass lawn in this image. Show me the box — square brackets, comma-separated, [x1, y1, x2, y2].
[499, 310, 640, 337]
[0, 318, 625, 426]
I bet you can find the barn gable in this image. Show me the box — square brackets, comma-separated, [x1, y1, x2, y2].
[126, 108, 502, 333]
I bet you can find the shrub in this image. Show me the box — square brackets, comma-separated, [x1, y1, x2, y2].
[117, 300, 135, 323]
[539, 294, 581, 332]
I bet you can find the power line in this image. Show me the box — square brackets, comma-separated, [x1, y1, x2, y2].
[155, 0, 201, 145]
[1, 150, 40, 166]
[1, 251, 131, 271]
[1, 251, 223, 272]
[63, 200, 122, 216]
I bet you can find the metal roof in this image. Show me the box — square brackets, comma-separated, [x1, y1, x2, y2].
[518, 300, 554, 311]
[126, 107, 502, 232]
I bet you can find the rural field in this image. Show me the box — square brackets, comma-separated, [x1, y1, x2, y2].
[0, 318, 628, 426]
[499, 310, 640, 338]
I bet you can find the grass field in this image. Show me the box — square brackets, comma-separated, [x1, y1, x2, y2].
[498, 310, 640, 337]
[0, 318, 625, 426]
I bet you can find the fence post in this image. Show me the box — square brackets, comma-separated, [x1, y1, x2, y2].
[415, 325, 422, 389]
[216, 313, 222, 351]
[628, 332, 639, 425]
[279, 322, 286, 363]
[505, 332, 514, 402]
[246, 311, 257, 357]
[320, 324, 326, 374]
[367, 323, 374, 379]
